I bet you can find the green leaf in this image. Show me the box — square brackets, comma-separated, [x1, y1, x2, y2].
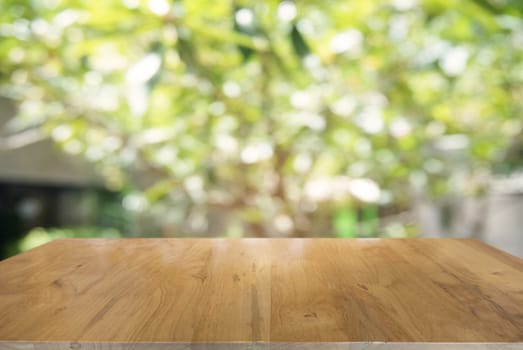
[290, 23, 310, 59]
[233, 6, 256, 61]
[334, 207, 358, 238]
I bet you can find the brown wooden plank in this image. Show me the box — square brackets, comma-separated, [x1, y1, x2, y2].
[269, 238, 523, 342]
[0, 239, 271, 343]
[3, 342, 519, 350]
[0, 238, 521, 348]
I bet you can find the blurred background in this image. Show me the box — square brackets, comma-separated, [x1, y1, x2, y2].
[1, 0, 523, 259]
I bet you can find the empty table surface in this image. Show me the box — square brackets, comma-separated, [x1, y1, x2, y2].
[0, 238, 522, 350]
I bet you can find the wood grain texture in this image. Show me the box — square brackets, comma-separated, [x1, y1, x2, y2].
[1, 342, 522, 350]
[0, 238, 522, 349]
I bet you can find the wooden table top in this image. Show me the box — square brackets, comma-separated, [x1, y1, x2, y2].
[0, 238, 522, 350]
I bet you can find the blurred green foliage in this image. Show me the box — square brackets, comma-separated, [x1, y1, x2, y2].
[1, 0, 522, 237]
[5, 227, 121, 256]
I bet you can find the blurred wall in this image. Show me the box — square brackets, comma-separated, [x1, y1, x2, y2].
[484, 193, 523, 258]
[415, 186, 523, 258]
[0, 97, 100, 186]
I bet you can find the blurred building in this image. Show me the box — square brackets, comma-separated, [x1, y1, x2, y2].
[0, 97, 121, 257]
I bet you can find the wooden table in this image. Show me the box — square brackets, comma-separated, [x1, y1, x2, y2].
[0, 238, 522, 350]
